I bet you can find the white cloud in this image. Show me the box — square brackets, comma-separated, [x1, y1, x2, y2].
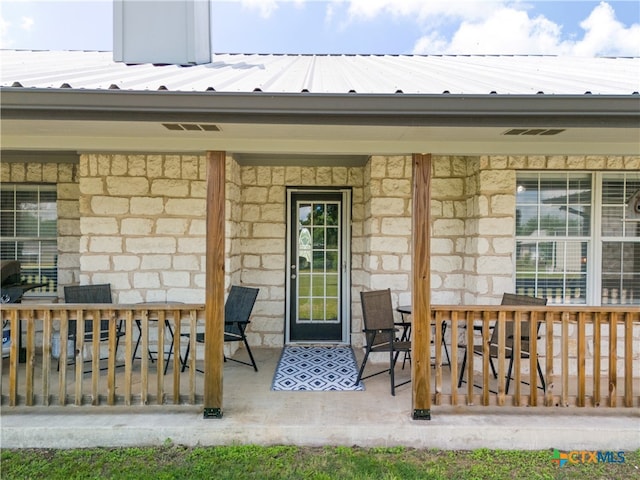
[344, 0, 501, 23]
[20, 16, 34, 31]
[0, 16, 12, 48]
[240, 0, 280, 18]
[411, 1, 640, 56]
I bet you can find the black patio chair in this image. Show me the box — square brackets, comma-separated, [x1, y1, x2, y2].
[458, 293, 547, 393]
[355, 289, 411, 396]
[61, 284, 125, 371]
[181, 286, 260, 372]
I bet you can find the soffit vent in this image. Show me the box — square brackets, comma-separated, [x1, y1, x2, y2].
[162, 123, 220, 132]
[503, 128, 566, 136]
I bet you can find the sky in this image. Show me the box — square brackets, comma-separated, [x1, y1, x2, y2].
[1, 0, 639, 56]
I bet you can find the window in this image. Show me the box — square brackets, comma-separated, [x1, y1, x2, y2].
[515, 172, 640, 305]
[0, 184, 57, 295]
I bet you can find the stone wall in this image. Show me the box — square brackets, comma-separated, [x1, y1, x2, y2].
[78, 154, 207, 304]
[1, 161, 80, 299]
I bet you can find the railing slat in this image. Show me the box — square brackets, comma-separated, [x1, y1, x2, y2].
[140, 310, 149, 405]
[42, 310, 52, 407]
[91, 309, 100, 406]
[58, 310, 68, 406]
[465, 311, 474, 404]
[75, 308, 85, 406]
[593, 312, 601, 407]
[497, 311, 506, 406]
[481, 311, 490, 406]
[449, 311, 458, 406]
[609, 312, 617, 408]
[124, 310, 134, 406]
[173, 310, 181, 405]
[577, 312, 586, 407]
[9, 310, 19, 406]
[529, 310, 538, 407]
[624, 312, 633, 408]
[561, 311, 569, 407]
[107, 309, 117, 406]
[188, 309, 197, 404]
[544, 311, 554, 407]
[157, 310, 165, 405]
[513, 311, 522, 406]
[25, 311, 35, 406]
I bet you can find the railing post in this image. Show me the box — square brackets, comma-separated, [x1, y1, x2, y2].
[411, 153, 432, 420]
[204, 150, 225, 419]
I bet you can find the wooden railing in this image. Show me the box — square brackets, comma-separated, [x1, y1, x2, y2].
[429, 305, 639, 409]
[1, 304, 205, 407]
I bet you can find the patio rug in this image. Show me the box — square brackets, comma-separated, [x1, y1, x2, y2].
[271, 345, 365, 391]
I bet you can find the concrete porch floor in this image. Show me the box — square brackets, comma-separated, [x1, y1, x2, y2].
[2, 347, 639, 450]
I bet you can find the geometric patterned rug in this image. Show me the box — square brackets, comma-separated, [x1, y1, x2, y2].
[271, 345, 365, 391]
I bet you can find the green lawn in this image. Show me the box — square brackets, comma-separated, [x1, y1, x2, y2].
[2, 445, 638, 479]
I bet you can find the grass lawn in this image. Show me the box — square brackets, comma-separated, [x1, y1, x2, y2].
[2, 445, 638, 479]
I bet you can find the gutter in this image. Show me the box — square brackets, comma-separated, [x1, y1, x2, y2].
[1, 88, 639, 128]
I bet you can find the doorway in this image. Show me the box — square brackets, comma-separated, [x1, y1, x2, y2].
[286, 188, 351, 343]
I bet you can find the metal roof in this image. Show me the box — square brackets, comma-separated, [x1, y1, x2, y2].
[2, 50, 639, 95]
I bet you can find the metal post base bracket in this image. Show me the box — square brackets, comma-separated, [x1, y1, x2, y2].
[203, 407, 223, 419]
[412, 409, 431, 420]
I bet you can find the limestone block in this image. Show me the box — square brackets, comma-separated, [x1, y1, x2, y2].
[479, 170, 514, 192]
[431, 238, 454, 255]
[90, 272, 131, 289]
[253, 223, 285, 238]
[191, 181, 206, 198]
[585, 156, 606, 169]
[141, 255, 172, 270]
[0, 162, 10, 182]
[381, 255, 400, 271]
[508, 156, 527, 169]
[80, 217, 118, 235]
[128, 155, 146, 176]
[165, 155, 181, 178]
[10, 163, 26, 181]
[182, 156, 199, 179]
[188, 220, 206, 235]
[41, 163, 59, 182]
[80, 178, 105, 195]
[369, 156, 388, 178]
[166, 288, 204, 304]
[241, 238, 285, 254]
[492, 237, 514, 254]
[170, 254, 199, 271]
[370, 197, 405, 215]
[165, 199, 206, 216]
[382, 178, 411, 196]
[80, 255, 110, 271]
[177, 238, 206, 254]
[624, 156, 640, 169]
[606, 156, 624, 169]
[370, 236, 409, 254]
[133, 272, 161, 288]
[477, 256, 512, 274]
[112, 256, 141, 271]
[271, 167, 285, 185]
[106, 177, 149, 196]
[243, 255, 260, 268]
[263, 254, 285, 270]
[443, 274, 465, 289]
[26, 163, 42, 182]
[478, 217, 514, 236]
[96, 155, 111, 176]
[161, 271, 191, 287]
[58, 183, 80, 200]
[432, 178, 464, 198]
[242, 186, 268, 204]
[565, 156, 585, 169]
[126, 237, 176, 254]
[284, 166, 301, 184]
[58, 237, 80, 253]
[260, 203, 284, 222]
[109, 155, 127, 176]
[118, 290, 144, 304]
[527, 156, 547, 169]
[370, 274, 409, 291]
[301, 167, 316, 185]
[433, 218, 464, 236]
[348, 167, 364, 186]
[431, 256, 463, 273]
[547, 155, 567, 169]
[241, 270, 285, 287]
[89, 236, 123, 253]
[57, 200, 80, 219]
[146, 155, 163, 178]
[491, 194, 516, 215]
[267, 185, 285, 203]
[156, 218, 189, 235]
[151, 179, 190, 197]
[91, 196, 129, 215]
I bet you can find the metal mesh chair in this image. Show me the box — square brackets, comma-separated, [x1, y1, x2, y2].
[62, 284, 124, 370]
[181, 286, 260, 372]
[458, 293, 547, 392]
[355, 289, 411, 396]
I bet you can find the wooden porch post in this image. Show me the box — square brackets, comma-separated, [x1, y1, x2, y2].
[412, 153, 432, 420]
[203, 151, 225, 418]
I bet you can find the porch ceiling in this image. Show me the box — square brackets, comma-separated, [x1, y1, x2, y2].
[2, 117, 639, 156]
